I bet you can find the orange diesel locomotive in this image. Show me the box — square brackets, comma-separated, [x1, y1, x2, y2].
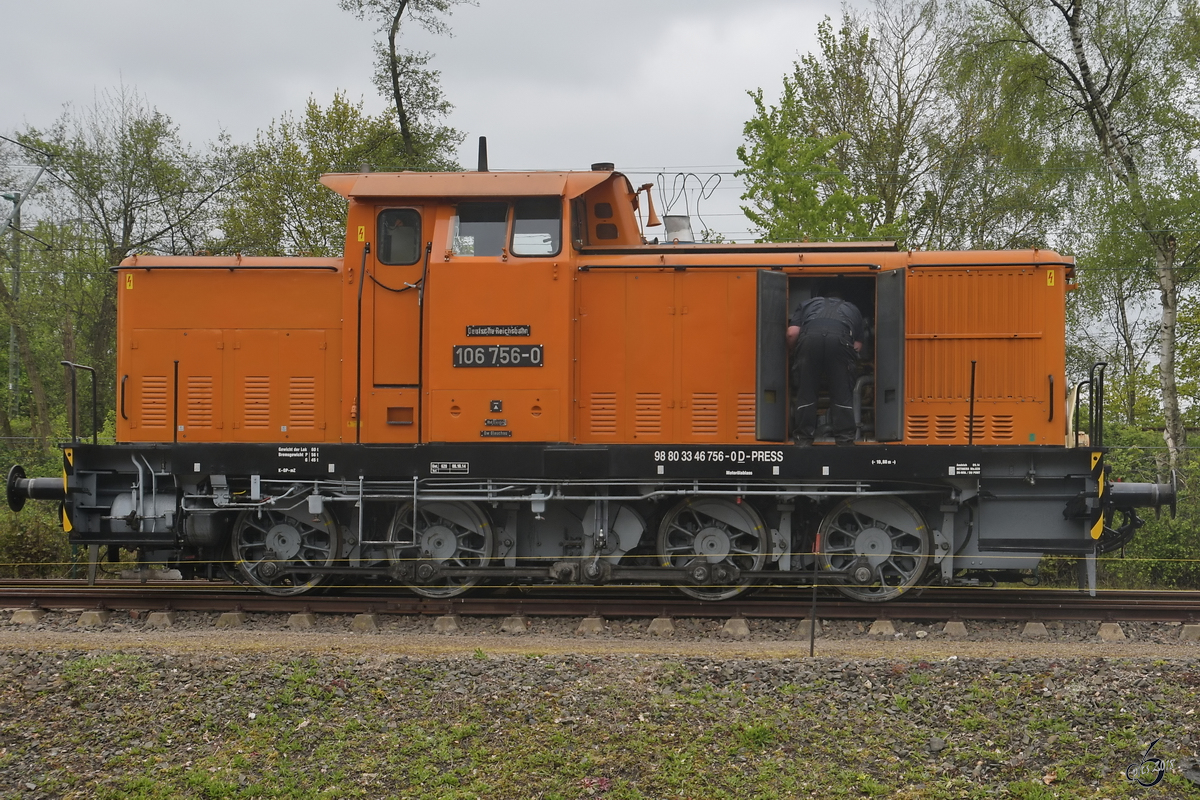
[7, 158, 1175, 601]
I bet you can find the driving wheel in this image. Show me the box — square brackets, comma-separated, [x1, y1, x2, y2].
[657, 498, 768, 600]
[388, 501, 493, 598]
[231, 507, 340, 596]
[817, 496, 930, 602]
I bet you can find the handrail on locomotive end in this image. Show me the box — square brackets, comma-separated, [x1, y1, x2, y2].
[5, 361, 97, 512]
[60, 361, 97, 445]
[1071, 362, 1107, 448]
[1089, 362, 1106, 448]
[1071, 362, 1177, 525]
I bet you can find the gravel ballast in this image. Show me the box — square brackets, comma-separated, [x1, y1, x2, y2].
[5, 608, 1200, 645]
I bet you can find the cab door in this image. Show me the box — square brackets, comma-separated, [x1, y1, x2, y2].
[368, 206, 425, 442]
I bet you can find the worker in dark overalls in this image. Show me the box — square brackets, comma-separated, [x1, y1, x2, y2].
[787, 287, 865, 445]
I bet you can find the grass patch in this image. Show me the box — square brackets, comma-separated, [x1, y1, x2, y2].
[0, 651, 1197, 798]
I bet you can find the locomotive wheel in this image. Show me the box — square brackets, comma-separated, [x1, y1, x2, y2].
[231, 507, 340, 596]
[388, 501, 493, 598]
[657, 498, 768, 601]
[817, 496, 930, 602]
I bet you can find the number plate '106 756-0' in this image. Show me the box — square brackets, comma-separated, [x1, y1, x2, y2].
[452, 344, 544, 367]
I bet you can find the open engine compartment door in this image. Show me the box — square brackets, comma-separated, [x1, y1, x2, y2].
[755, 269, 788, 442]
[875, 268, 905, 441]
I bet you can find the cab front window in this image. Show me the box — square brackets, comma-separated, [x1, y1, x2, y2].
[512, 197, 562, 256]
[450, 202, 508, 256]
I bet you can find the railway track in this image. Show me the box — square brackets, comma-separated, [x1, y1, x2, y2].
[0, 580, 1198, 623]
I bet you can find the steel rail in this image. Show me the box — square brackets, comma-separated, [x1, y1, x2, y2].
[0, 582, 1197, 623]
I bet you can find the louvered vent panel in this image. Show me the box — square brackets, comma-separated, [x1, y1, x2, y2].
[141, 376, 168, 428]
[934, 415, 958, 440]
[634, 393, 661, 436]
[907, 415, 929, 440]
[692, 393, 719, 435]
[965, 415, 986, 441]
[590, 392, 617, 435]
[289, 377, 316, 428]
[991, 415, 1015, 440]
[186, 376, 213, 428]
[244, 377, 270, 429]
[737, 393, 756, 438]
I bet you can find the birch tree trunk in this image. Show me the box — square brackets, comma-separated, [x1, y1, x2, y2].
[982, 0, 1191, 469]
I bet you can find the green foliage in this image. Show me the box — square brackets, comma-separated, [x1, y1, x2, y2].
[739, 2, 1069, 249]
[367, 49, 463, 169]
[1064, 207, 1162, 428]
[733, 722, 777, 750]
[218, 92, 417, 257]
[0, 504, 70, 578]
[338, 0, 468, 164]
[1099, 430, 1199, 589]
[1172, 273, 1200, 429]
[967, 0, 1200, 466]
[19, 86, 239, 267]
[736, 115, 879, 242]
[929, 27, 1079, 250]
[0, 217, 123, 442]
[0, 441, 74, 577]
[736, 10, 900, 243]
[1006, 780, 1057, 800]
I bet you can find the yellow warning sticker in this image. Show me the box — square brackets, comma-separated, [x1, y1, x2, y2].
[1047, 269, 1056, 286]
[357, 225, 366, 243]
[125, 273, 134, 289]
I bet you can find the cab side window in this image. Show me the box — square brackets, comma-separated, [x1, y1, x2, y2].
[512, 197, 562, 256]
[377, 209, 422, 265]
[451, 202, 508, 256]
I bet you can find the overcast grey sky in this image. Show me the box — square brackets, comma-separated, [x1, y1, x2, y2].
[2, 0, 836, 241]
